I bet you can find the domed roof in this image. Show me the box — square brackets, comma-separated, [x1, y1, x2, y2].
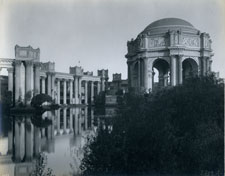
[141, 18, 196, 35]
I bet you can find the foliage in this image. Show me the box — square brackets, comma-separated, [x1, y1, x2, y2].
[25, 90, 33, 104]
[80, 75, 224, 175]
[94, 91, 105, 107]
[30, 153, 55, 176]
[31, 94, 53, 108]
[31, 116, 52, 128]
[94, 91, 106, 115]
[1, 90, 12, 115]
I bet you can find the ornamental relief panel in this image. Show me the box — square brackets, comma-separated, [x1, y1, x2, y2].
[182, 36, 200, 47]
[19, 50, 28, 57]
[204, 38, 210, 49]
[148, 37, 169, 48]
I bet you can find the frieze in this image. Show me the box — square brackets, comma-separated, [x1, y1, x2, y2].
[182, 36, 200, 47]
[204, 38, 210, 48]
[19, 50, 28, 57]
[148, 37, 168, 48]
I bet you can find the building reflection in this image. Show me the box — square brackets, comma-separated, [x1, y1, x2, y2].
[0, 107, 95, 176]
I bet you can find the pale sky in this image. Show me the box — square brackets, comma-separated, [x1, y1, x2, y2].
[0, 0, 225, 80]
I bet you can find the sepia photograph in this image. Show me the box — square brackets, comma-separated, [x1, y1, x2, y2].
[0, 0, 224, 175]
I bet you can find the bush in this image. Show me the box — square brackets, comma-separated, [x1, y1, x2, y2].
[80, 75, 224, 175]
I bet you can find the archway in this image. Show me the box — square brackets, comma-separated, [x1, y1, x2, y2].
[182, 58, 198, 80]
[152, 59, 170, 90]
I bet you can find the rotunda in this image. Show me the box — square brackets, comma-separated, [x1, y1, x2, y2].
[125, 18, 213, 93]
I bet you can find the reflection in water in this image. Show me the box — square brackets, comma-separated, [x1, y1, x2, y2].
[0, 107, 96, 176]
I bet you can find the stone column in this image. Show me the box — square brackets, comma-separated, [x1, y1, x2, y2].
[34, 127, 40, 157]
[91, 81, 94, 103]
[51, 74, 55, 100]
[79, 78, 82, 104]
[14, 121, 21, 162]
[84, 81, 88, 104]
[74, 108, 79, 135]
[20, 121, 25, 160]
[0, 69, 1, 101]
[198, 57, 202, 76]
[34, 63, 40, 95]
[170, 56, 177, 86]
[69, 108, 73, 133]
[63, 108, 67, 134]
[138, 59, 141, 89]
[97, 81, 101, 94]
[41, 77, 46, 94]
[47, 73, 52, 96]
[57, 79, 60, 104]
[164, 75, 168, 86]
[91, 109, 94, 129]
[56, 109, 61, 135]
[63, 79, 67, 104]
[78, 109, 82, 134]
[209, 59, 212, 72]
[25, 117, 33, 161]
[206, 57, 209, 75]
[84, 108, 88, 130]
[15, 60, 21, 102]
[74, 77, 79, 104]
[158, 73, 164, 87]
[25, 61, 33, 104]
[144, 58, 153, 92]
[47, 113, 53, 139]
[101, 78, 105, 92]
[178, 56, 183, 84]
[69, 79, 73, 104]
[7, 68, 13, 92]
[143, 58, 149, 92]
[41, 113, 46, 138]
[202, 58, 206, 76]
[127, 62, 131, 87]
[7, 122, 13, 154]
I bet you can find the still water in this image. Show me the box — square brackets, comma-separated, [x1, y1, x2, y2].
[0, 107, 100, 176]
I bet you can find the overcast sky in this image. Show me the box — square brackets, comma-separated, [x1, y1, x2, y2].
[0, 0, 225, 80]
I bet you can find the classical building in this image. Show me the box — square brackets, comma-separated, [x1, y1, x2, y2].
[107, 73, 128, 95]
[0, 45, 108, 105]
[126, 18, 214, 93]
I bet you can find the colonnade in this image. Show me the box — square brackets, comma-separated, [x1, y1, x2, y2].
[14, 60, 40, 104]
[40, 74, 103, 105]
[128, 56, 212, 93]
[54, 108, 94, 136]
[13, 117, 41, 162]
[10, 107, 94, 162]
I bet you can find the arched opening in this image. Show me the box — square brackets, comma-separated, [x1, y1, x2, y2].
[182, 58, 198, 80]
[152, 59, 170, 90]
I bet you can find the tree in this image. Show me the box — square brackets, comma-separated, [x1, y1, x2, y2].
[31, 94, 53, 108]
[30, 153, 55, 176]
[80, 75, 224, 175]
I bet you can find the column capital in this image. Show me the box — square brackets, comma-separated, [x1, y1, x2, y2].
[47, 72, 55, 76]
[7, 67, 13, 73]
[14, 60, 22, 66]
[178, 54, 184, 58]
[34, 62, 41, 67]
[169, 54, 177, 58]
[25, 60, 33, 66]
[148, 70, 153, 77]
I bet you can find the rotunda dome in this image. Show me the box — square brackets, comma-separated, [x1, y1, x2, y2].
[141, 18, 198, 35]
